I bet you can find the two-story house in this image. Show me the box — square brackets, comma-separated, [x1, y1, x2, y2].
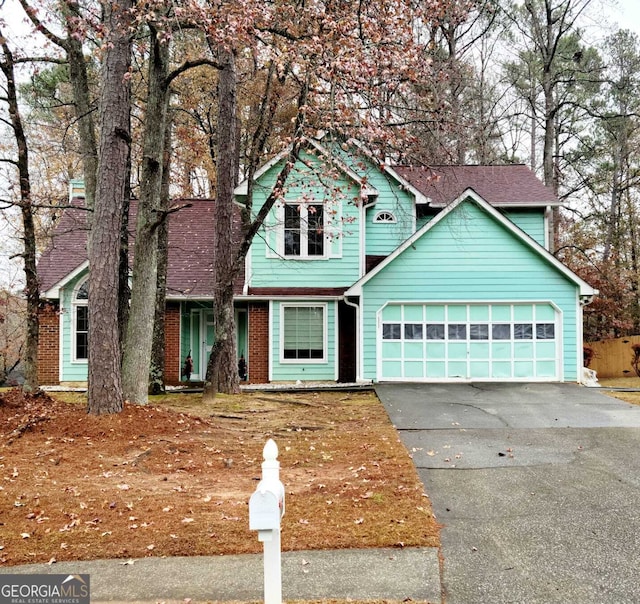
[36, 138, 596, 387]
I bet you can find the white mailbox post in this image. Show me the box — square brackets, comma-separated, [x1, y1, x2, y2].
[249, 439, 285, 604]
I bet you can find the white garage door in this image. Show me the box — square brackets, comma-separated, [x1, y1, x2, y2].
[379, 303, 560, 381]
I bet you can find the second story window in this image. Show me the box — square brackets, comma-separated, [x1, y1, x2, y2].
[284, 203, 325, 258]
[374, 210, 396, 223]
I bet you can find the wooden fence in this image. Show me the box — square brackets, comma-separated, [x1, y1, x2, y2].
[586, 335, 640, 378]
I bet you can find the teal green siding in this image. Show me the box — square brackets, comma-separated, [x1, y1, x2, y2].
[501, 209, 546, 246]
[332, 147, 416, 255]
[416, 214, 433, 231]
[60, 272, 89, 382]
[249, 151, 361, 288]
[365, 184, 415, 255]
[360, 200, 579, 381]
[417, 208, 547, 247]
[270, 300, 337, 381]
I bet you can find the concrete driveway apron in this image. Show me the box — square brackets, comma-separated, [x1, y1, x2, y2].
[376, 383, 640, 604]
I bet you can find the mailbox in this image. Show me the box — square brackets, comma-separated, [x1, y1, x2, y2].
[249, 439, 284, 604]
[249, 489, 281, 532]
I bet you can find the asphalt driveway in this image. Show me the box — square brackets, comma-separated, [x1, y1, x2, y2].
[376, 382, 640, 604]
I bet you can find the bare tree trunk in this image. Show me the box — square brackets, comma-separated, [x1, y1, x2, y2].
[0, 32, 39, 393]
[122, 24, 170, 404]
[87, 0, 133, 415]
[65, 3, 98, 210]
[18, 0, 98, 209]
[149, 104, 173, 395]
[603, 143, 621, 263]
[204, 49, 240, 400]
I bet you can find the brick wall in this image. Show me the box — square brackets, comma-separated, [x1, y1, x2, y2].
[248, 302, 269, 384]
[165, 302, 181, 385]
[37, 302, 60, 385]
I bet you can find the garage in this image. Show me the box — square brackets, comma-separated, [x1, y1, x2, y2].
[379, 302, 560, 381]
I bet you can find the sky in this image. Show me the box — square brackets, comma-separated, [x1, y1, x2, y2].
[605, 0, 640, 34]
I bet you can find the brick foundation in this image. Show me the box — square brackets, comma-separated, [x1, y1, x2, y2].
[37, 302, 60, 385]
[164, 302, 181, 385]
[248, 302, 269, 384]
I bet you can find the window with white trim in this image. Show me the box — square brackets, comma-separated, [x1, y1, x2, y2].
[283, 203, 325, 258]
[282, 304, 326, 362]
[73, 280, 89, 361]
[374, 210, 396, 223]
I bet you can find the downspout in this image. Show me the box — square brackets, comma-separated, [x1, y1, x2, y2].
[58, 300, 64, 385]
[243, 248, 250, 296]
[353, 194, 377, 382]
[578, 294, 595, 384]
[359, 195, 377, 277]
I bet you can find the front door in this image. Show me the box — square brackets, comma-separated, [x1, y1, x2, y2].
[197, 308, 248, 381]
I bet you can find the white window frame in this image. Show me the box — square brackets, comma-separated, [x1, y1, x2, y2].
[280, 202, 328, 259]
[71, 279, 89, 363]
[280, 302, 328, 364]
[374, 210, 396, 223]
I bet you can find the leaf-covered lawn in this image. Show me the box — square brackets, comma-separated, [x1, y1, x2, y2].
[0, 388, 439, 566]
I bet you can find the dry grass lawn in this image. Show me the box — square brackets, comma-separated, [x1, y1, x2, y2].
[599, 376, 640, 405]
[0, 388, 439, 567]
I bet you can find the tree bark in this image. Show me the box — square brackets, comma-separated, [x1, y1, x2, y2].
[202, 65, 309, 400]
[0, 32, 39, 393]
[64, 2, 98, 211]
[17, 0, 98, 208]
[122, 24, 170, 404]
[149, 104, 173, 395]
[87, 0, 133, 415]
[203, 49, 240, 400]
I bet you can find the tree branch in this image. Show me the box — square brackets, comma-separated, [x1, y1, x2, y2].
[166, 59, 220, 86]
[16, 0, 67, 49]
[14, 56, 67, 65]
[149, 202, 193, 231]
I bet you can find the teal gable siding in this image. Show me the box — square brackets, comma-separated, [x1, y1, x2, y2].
[270, 300, 337, 381]
[248, 152, 361, 288]
[417, 208, 547, 247]
[60, 272, 89, 382]
[501, 209, 546, 246]
[416, 214, 433, 231]
[359, 199, 579, 381]
[365, 182, 415, 256]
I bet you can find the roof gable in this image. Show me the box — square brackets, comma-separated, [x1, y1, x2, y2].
[394, 164, 560, 207]
[37, 203, 91, 297]
[234, 137, 379, 198]
[346, 188, 596, 297]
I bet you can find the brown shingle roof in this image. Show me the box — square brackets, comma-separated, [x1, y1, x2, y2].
[394, 164, 560, 207]
[38, 199, 245, 298]
[36, 203, 90, 293]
